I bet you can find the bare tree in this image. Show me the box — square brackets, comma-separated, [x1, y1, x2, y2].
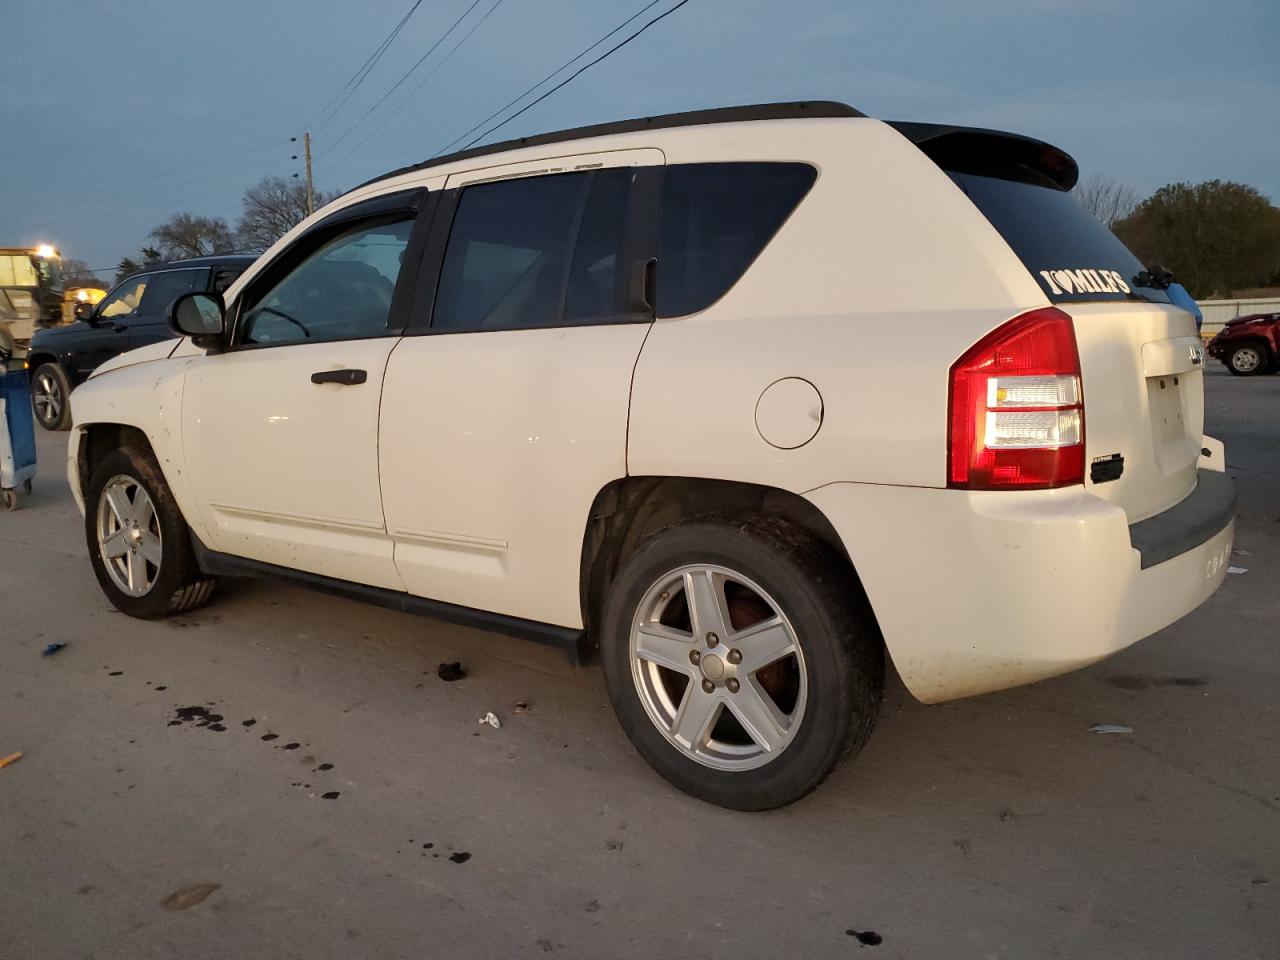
[236, 176, 334, 252]
[148, 213, 237, 259]
[60, 258, 108, 290]
[1074, 175, 1140, 228]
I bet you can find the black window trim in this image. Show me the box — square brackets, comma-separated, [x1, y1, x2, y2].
[407, 166, 660, 337]
[225, 188, 432, 352]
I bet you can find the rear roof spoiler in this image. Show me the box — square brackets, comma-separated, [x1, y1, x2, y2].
[887, 121, 1079, 191]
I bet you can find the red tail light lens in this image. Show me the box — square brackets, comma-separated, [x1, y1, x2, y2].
[948, 307, 1085, 490]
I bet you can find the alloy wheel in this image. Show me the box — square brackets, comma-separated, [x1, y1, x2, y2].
[1231, 346, 1261, 373]
[629, 564, 808, 771]
[96, 475, 163, 597]
[33, 371, 63, 427]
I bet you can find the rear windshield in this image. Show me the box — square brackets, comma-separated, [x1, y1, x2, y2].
[950, 172, 1171, 305]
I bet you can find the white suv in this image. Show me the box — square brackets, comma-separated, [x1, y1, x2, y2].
[69, 102, 1234, 809]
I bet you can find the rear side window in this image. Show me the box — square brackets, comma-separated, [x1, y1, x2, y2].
[950, 172, 1171, 305]
[656, 163, 816, 317]
[433, 168, 634, 332]
[139, 268, 208, 316]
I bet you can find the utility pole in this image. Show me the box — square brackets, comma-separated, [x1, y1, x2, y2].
[303, 132, 315, 216]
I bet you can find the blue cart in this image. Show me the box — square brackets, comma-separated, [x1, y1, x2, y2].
[1, 360, 37, 510]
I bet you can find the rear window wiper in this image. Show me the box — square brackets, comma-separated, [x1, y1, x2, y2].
[1132, 264, 1174, 290]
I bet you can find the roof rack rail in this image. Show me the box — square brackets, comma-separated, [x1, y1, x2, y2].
[354, 100, 864, 192]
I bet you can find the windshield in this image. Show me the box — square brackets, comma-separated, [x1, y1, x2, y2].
[949, 172, 1172, 305]
[0, 255, 39, 288]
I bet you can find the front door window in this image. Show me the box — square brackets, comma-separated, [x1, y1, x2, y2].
[240, 219, 413, 346]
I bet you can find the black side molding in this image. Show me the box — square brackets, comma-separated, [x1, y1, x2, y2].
[191, 539, 589, 664]
[1128, 470, 1235, 570]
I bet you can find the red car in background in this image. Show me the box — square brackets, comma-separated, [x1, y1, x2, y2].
[1207, 312, 1280, 375]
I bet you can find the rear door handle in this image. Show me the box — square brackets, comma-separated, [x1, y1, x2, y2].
[310, 368, 367, 385]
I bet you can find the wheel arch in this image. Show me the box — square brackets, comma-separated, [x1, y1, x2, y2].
[578, 475, 877, 653]
[25, 351, 62, 376]
[76, 422, 155, 505]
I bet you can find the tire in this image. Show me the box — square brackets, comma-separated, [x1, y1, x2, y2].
[600, 516, 883, 810]
[31, 362, 72, 431]
[1226, 344, 1268, 376]
[84, 446, 217, 619]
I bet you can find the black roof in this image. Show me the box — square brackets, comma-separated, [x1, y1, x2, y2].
[356, 101, 864, 191]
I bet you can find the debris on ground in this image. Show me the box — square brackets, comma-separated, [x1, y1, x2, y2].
[846, 929, 883, 946]
[0, 751, 22, 769]
[1089, 724, 1133, 734]
[478, 711, 501, 729]
[161, 883, 220, 911]
[1227, 566, 1248, 575]
[513, 700, 530, 714]
[448, 852, 471, 864]
[41, 642, 65, 656]
[437, 661, 467, 682]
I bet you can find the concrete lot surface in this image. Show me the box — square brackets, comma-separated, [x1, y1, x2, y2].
[1, 365, 1277, 959]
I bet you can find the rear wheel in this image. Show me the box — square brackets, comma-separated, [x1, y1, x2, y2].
[85, 446, 217, 619]
[600, 517, 882, 810]
[32, 362, 71, 430]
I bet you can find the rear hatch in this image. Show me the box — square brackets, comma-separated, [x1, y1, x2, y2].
[894, 122, 1203, 522]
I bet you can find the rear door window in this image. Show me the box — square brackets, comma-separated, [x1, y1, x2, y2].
[138, 268, 209, 317]
[949, 172, 1171, 305]
[433, 168, 635, 332]
[656, 163, 816, 317]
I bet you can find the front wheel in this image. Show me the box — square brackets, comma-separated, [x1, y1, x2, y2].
[85, 446, 217, 619]
[1227, 344, 1269, 376]
[600, 517, 883, 810]
[31, 362, 72, 430]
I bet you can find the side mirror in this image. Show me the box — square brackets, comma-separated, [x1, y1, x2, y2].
[168, 291, 226, 351]
[74, 301, 97, 325]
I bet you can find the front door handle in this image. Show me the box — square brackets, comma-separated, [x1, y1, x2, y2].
[311, 368, 367, 386]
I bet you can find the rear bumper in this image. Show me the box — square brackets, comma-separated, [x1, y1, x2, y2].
[807, 462, 1234, 704]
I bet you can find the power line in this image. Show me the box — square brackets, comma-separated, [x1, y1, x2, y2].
[323, 0, 485, 157]
[326, 0, 505, 175]
[431, 0, 665, 159]
[308, 0, 426, 136]
[459, 0, 694, 154]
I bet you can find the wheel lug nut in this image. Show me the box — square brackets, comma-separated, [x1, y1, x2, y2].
[727, 678, 740, 693]
[701, 679, 715, 694]
[689, 650, 701, 665]
[706, 632, 719, 647]
[727, 649, 742, 664]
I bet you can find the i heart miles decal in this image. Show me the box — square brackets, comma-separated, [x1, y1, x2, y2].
[1038, 268, 1132, 297]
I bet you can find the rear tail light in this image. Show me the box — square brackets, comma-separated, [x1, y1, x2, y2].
[948, 307, 1085, 489]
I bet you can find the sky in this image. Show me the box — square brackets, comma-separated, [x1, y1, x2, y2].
[3, 0, 1278, 277]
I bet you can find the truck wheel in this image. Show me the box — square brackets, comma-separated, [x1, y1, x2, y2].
[600, 516, 883, 810]
[32, 362, 72, 430]
[1226, 344, 1268, 376]
[85, 446, 217, 619]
